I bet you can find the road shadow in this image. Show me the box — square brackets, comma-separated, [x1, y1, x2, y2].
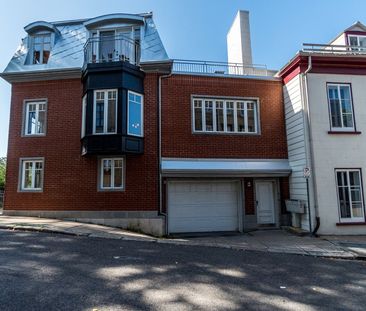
[0, 230, 365, 311]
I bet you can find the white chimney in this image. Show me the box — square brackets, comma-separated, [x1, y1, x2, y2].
[227, 10, 253, 66]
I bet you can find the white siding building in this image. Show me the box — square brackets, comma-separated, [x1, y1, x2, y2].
[279, 22, 366, 235]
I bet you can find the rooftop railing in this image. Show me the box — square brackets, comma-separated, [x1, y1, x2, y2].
[303, 43, 366, 55]
[172, 59, 272, 77]
[84, 35, 140, 66]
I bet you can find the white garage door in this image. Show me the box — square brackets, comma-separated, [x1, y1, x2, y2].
[168, 181, 240, 233]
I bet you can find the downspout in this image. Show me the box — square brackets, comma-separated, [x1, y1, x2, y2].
[302, 55, 321, 236]
[158, 71, 172, 234]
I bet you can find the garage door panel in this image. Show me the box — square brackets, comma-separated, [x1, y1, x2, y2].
[171, 203, 238, 217]
[171, 217, 238, 233]
[171, 192, 237, 205]
[168, 181, 240, 233]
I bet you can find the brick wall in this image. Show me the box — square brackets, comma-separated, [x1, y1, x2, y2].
[161, 74, 288, 159]
[4, 72, 289, 214]
[4, 75, 159, 211]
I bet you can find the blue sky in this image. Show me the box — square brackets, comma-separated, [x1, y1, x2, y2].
[1, 0, 366, 156]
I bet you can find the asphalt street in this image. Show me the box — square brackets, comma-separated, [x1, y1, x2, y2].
[0, 229, 365, 311]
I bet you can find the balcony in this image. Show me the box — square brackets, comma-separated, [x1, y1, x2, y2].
[172, 59, 274, 77]
[302, 43, 366, 55]
[84, 34, 140, 67]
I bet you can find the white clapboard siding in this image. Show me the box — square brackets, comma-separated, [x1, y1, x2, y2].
[283, 75, 309, 230]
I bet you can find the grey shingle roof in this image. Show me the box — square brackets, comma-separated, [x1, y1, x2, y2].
[2, 13, 170, 74]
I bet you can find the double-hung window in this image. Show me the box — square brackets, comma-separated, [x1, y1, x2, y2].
[193, 97, 259, 134]
[24, 101, 47, 136]
[327, 84, 355, 131]
[93, 90, 117, 134]
[127, 91, 143, 137]
[32, 34, 51, 64]
[20, 159, 44, 191]
[335, 169, 365, 222]
[100, 158, 124, 190]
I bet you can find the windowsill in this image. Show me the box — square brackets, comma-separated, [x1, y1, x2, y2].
[18, 190, 43, 193]
[22, 134, 46, 137]
[328, 131, 361, 135]
[192, 131, 260, 136]
[336, 221, 366, 226]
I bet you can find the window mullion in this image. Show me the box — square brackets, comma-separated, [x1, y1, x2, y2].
[254, 103, 258, 132]
[347, 171, 354, 219]
[111, 160, 115, 188]
[25, 104, 29, 135]
[223, 101, 227, 132]
[213, 101, 217, 132]
[233, 101, 238, 132]
[104, 91, 108, 133]
[22, 162, 26, 189]
[202, 100, 206, 131]
[35, 104, 40, 134]
[338, 86, 344, 128]
[244, 102, 248, 133]
[32, 162, 36, 189]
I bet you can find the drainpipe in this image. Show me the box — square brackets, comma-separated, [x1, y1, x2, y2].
[158, 71, 172, 233]
[302, 55, 321, 235]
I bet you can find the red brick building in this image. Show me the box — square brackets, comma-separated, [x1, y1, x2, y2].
[1, 12, 290, 235]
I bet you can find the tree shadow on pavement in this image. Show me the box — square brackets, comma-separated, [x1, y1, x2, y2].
[0, 230, 365, 311]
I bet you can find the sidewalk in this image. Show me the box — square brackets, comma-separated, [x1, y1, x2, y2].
[0, 215, 365, 260]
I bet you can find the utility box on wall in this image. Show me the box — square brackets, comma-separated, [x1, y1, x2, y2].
[285, 200, 305, 214]
[285, 200, 305, 228]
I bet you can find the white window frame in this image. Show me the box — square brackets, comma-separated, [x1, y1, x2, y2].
[99, 157, 125, 191]
[93, 89, 118, 135]
[192, 97, 259, 134]
[348, 35, 366, 50]
[335, 169, 365, 223]
[81, 95, 87, 138]
[19, 158, 44, 192]
[24, 100, 47, 136]
[127, 90, 144, 137]
[327, 84, 355, 131]
[31, 33, 52, 65]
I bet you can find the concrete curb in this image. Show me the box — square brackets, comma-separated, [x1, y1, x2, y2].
[0, 224, 360, 260]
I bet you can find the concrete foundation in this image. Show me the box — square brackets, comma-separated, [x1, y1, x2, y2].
[3, 210, 166, 237]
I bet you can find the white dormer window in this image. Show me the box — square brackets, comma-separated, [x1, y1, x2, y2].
[348, 35, 366, 51]
[32, 34, 51, 64]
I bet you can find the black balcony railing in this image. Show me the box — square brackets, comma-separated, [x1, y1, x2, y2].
[84, 35, 140, 66]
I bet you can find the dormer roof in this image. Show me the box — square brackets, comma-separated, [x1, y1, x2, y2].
[344, 21, 366, 33]
[83, 13, 145, 29]
[329, 21, 366, 45]
[24, 21, 60, 35]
